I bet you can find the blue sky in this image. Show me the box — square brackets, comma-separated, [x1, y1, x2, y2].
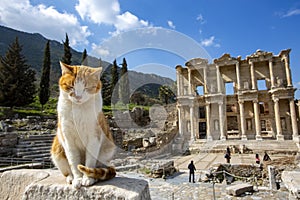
[1, 0, 300, 97]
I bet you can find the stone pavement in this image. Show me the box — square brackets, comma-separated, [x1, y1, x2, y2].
[173, 153, 288, 171]
[121, 171, 296, 200]
[133, 139, 300, 199]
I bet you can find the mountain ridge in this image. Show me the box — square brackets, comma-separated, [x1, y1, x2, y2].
[0, 25, 175, 96]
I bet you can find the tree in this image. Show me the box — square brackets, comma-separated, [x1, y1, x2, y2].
[81, 48, 88, 65]
[61, 33, 72, 65]
[39, 40, 51, 110]
[0, 37, 36, 107]
[159, 85, 175, 104]
[100, 71, 111, 106]
[119, 58, 130, 105]
[110, 59, 119, 105]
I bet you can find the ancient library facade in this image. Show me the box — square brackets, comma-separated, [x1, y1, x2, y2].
[176, 49, 299, 143]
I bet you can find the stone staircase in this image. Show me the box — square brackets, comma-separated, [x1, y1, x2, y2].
[14, 134, 55, 167]
[189, 139, 299, 155]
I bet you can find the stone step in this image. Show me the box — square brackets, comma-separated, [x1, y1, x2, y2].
[15, 146, 51, 156]
[15, 142, 52, 148]
[192, 140, 299, 155]
[22, 152, 51, 159]
[16, 149, 50, 157]
[17, 141, 53, 147]
[16, 144, 51, 152]
[18, 138, 53, 143]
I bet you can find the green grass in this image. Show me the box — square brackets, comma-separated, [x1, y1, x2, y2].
[0, 96, 152, 119]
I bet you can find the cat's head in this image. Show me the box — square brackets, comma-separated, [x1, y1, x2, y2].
[59, 61, 102, 104]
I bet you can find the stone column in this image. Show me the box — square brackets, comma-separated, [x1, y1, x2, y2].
[274, 98, 284, 140]
[249, 61, 256, 90]
[218, 102, 226, 140]
[206, 103, 212, 141]
[239, 100, 247, 140]
[235, 62, 241, 90]
[283, 56, 292, 87]
[176, 69, 181, 96]
[177, 106, 184, 137]
[268, 166, 277, 190]
[289, 99, 299, 141]
[190, 105, 195, 142]
[188, 68, 193, 95]
[253, 100, 262, 140]
[216, 65, 222, 93]
[269, 59, 275, 89]
[203, 67, 208, 94]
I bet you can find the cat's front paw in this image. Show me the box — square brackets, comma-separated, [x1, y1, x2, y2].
[72, 178, 82, 189]
[66, 175, 73, 184]
[82, 176, 97, 186]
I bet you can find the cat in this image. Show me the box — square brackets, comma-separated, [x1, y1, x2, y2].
[51, 61, 116, 189]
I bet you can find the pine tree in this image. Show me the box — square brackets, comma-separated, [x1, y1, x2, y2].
[39, 40, 51, 110]
[0, 37, 36, 107]
[61, 33, 72, 64]
[81, 48, 88, 65]
[100, 71, 111, 106]
[159, 85, 175, 104]
[110, 59, 119, 105]
[119, 58, 130, 105]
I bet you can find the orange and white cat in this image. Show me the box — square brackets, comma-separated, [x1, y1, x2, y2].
[51, 62, 116, 189]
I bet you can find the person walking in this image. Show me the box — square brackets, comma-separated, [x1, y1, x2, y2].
[225, 146, 231, 163]
[263, 151, 271, 161]
[188, 160, 196, 183]
[255, 153, 260, 164]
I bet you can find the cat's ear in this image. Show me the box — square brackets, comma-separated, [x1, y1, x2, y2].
[91, 67, 102, 79]
[60, 61, 74, 75]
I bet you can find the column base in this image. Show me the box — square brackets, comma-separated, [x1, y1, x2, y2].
[241, 135, 248, 141]
[293, 135, 300, 142]
[277, 134, 285, 141]
[256, 135, 263, 141]
[220, 136, 227, 141]
[207, 135, 213, 141]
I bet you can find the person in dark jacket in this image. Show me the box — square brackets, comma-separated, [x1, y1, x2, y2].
[225, 146, 231, 163]
[188, 160, 196, 183]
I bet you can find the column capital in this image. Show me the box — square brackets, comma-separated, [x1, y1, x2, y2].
[218, 102, 223, 105]
[273, 97, 279, 103]
[253, 99, 259, 104]
[238, 100, 244, 104]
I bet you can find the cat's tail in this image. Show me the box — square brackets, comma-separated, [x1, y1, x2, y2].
[77, 164, 116, 180]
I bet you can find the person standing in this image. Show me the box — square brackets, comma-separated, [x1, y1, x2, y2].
[225, 146, 231, 163]
[188, 160, 196, 183]
[255, 153, 260, 164]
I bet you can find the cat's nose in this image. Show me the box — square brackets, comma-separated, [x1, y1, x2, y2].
[75, 95, 82, 100]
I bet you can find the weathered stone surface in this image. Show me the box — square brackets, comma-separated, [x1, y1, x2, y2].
[0, 169, 151, 200]
[226, 183, 253, 196]
[282, 171, 300, 199]
[0, 169, 49, 200]
[150, 160, 177, 178]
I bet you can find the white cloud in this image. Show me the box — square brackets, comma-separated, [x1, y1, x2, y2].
[196, 14, 206, 24]
[201, 36, 220, 48]
[75, 0, 120, 24]
[0, 0, 90, 47]
[91, 43, 110, 58]
[282, 9, 300, 18]
[167, 20, 175, 29]
[115, 11, 149, 32]
[75, 0, 149, 34]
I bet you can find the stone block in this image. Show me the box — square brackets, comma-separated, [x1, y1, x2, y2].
[226, 183, 253, 196]
[0, 169, 151, 200]
[282, 171, 300, 199]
